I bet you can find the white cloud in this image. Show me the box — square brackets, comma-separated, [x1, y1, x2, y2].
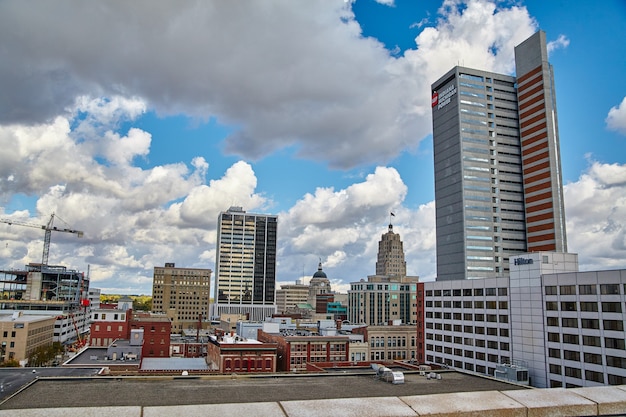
[565, 161, 626, 271]
[606, 96, 626, 135]
[547, 34, 569, 55]
[0, 0, 537, 169]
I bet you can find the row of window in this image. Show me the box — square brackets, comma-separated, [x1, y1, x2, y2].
[545, 284, 623, 296]
[426, 312, 509, 323]
[546, 301, 623, 313]
[426, 288, 508, 297]
[547, 333, 625, 349]
[546, 317, 623, 331]
[427, 300, 508, 309]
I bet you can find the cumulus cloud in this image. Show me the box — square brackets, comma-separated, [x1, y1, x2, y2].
[0, 0, 537, 169]
[565, 161, 626, 271]
[606, 97, 626, 135]
[547, 34, 570, 55]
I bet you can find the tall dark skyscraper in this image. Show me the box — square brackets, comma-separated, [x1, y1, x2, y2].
[210, 206, 278, 321]
[431, 31, 567, 281]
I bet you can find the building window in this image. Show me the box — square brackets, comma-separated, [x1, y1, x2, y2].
[585, 353, 603, 365]
[559, 285, 576, 295]
[561, 318, 578, 328]
[580, 302, 598, 312]
[563, 350, 580, 361]
[583, 335, 601, 347]
[602, 302, 622, 313]
[581, 319, 599, 329]
[579, 285, 596, 295]
[562, 334, 579, 345]
[545, 286, 557, 295]
[605, 337, 626, 350]
[585, 370, 604, 383]
[603, 320, 624, 331]
[600, 284, 620, 295]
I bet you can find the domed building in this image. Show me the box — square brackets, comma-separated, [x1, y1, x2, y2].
[308, 261, 332, 306]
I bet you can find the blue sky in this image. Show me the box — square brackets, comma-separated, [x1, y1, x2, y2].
[0, 0, 625, 295]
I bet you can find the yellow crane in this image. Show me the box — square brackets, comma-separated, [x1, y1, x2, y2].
[0, 213, 83, 265]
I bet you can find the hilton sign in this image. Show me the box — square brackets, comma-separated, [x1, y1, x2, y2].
[514, 258, 534, 266]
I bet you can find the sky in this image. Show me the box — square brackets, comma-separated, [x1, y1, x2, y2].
[0, 0, 625, 295]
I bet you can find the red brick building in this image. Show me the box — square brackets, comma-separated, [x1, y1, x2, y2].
[89, 308, 132, 347]
[130, 314, 171, 358]
[257, 330, 349, 372]
[206, 332, 277, 373]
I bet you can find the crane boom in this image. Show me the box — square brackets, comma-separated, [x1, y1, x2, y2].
[0, 213, 83, 265]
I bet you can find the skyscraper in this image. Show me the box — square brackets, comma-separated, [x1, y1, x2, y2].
[348, 223, 418, 325]
[211, 206, 278, 321]
[375, 223, 407, 277]
[431, 31, 567, 281]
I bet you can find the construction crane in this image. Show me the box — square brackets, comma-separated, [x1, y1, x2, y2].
[0, 213, 83, 265]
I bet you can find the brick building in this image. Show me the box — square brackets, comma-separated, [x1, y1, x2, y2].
[206, 331, 277, 373]
[257, 330, 350, 372]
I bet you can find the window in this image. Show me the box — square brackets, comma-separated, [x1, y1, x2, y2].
[602, 302, 622, 313]
[607, 356, 626, 368]
[498, 287, 507, 296]
[548, 333, 561, 342]
[561, 318, 578, 328]
[546, 317, 558, 326]
[583, 335, 601, 347]
[545, 286, 557, 295]
[559, 285, 576, 295]
[561, 302, 577, 312]
[603, 320, 624, 331]
[549, 364, 562, 374]
[548, 348, 560, 358]
[564, 367, 581, 379]
[581, 319, 599, 329]
[600, 284, 620, 295]
[546, 301, 558, 311]
[579, 285, 596, 295]
[562, 334, 579, 345]
[585, 353, 603, 365]
[605, 337, 626, 350]
[585, 370, 604, 383]
[580, 302, 598, 312]
[563, 350, 580, 361]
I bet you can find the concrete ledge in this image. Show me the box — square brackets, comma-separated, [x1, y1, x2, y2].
[0, 407, 141, 417]
[143, 402, 285, 417]
[400, 390, 526, 416]
[570, 385, 626, 416]
[280, 397, 416, 417]
[3, 386, 626, 416]
[502, 388, 597, 417]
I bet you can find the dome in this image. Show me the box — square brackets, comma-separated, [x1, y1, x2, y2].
[312, 262, 327, 279]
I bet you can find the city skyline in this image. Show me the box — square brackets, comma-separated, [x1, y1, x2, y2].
[0, 0, 625, 294]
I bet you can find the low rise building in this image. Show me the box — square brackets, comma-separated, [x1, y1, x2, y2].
[0, 312, 56, 364]
[257, 330, 350, 372]
[352, 323, 417, 362]
[206, 331, 277, 373]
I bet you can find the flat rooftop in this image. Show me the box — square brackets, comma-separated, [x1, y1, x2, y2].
[1, 371, 525, 409]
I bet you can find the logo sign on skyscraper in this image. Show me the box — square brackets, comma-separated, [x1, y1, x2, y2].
[432, 84, 457, 110]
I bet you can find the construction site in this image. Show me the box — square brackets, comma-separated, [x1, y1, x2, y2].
[0, 214, 90, 348]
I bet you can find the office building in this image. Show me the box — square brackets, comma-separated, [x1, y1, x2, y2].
[0, 313, 56, 364]
[275, 283, 310, 315]
[422, 252, 626, 388]
[211, 206, 278, 321]
[431, 31, 567, 281]
[348, 224, 419, 325]
[151, 263, 212, 333]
